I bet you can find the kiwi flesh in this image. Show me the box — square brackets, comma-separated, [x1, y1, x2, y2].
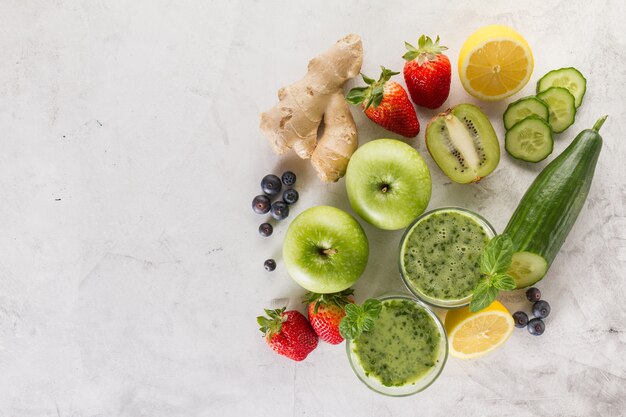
[425, 104, 500, 184]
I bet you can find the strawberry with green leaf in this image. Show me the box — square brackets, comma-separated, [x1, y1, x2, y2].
[403, 35, 451, 109]
[304, 289, 354, 345]
[346, 66, 420, 138]
[339, 298, 382, 340]
[257, 308, 318, 361]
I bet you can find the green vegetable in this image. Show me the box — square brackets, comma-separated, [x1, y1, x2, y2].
[504, 116, 606, 288]
[505, 116, 554, 162]
[537, 87, 576, 133]
[537, 67, 587, 108]
[339, 298, 382, 340]
[469, 234, 516, 312]
[503, 96, 549, 130]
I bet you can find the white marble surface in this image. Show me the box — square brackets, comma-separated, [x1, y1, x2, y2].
[1, 1, 625, 416]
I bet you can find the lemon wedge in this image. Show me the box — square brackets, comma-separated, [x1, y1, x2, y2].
[458, 25, 533, 101]
[444, 300, 514, 359]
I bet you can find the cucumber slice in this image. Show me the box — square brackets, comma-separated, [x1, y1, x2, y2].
[503, 96, 549, 130]
[537, 67, 586, 108]
[507, 251, 548, 288]
[505, 116, 553, 162]
[536, 87, 576, 133]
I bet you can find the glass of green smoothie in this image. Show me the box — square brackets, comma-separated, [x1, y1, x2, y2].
[399, 207, 496, 308]
[345, 294, 448, 396]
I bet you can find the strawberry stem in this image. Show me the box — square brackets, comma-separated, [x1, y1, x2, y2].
[257, 307, 286, 338]
[346, 66, 399, 110]
[403, 35, 448, 64]
[303, 288, 355, 314]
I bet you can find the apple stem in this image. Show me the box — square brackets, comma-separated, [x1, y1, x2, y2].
[321, 248, 338, 256]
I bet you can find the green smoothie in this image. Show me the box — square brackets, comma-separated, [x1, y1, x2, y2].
[400, 208, 494, 307]
[351, 298, 442, 387]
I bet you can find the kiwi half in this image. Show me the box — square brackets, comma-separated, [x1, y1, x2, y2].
[425, 104, 500, 184]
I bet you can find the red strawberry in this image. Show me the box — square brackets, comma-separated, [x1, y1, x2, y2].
[403, 35, 451, 109]
[257, 307, 318, 361]
[346, 66, 420, 138]
[303, 289, 354, 345]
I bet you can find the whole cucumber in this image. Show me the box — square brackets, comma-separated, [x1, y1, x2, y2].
[504, 116, 607, 288]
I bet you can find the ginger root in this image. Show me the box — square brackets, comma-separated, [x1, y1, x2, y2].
[260, 34, 363, 182]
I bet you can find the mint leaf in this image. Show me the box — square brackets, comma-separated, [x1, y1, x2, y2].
[339, 303, 361, 340]
[469, 285, 498, 312]
[339, 315, 359, 340]
[492, 273, 516, 291]
[470, 234, 517, 312]
[473, 277, 491, 294]
[361, 316, 376, 332]
[339, 298, 382, 340]
[344, 303, 360, 317]
[480, 233, 514, 275]
[363, 299, 382, 316]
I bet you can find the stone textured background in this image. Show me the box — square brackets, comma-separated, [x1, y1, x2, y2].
[0, 0, 624, 416]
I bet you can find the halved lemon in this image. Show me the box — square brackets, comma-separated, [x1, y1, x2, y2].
[444, 300, 514, 359]
[458, 25, 533, 101]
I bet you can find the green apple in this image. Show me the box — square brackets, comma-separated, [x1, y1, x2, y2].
[283, 205, 369, 293]
[346, 139, 431, 230]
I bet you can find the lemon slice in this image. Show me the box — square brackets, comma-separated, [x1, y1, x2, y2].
[444, 300, 514, 359]
[458, 25, 533, 101]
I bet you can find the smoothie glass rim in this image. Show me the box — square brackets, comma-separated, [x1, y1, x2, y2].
[345, 293, 448, 397]
[398, 206, 497, 309]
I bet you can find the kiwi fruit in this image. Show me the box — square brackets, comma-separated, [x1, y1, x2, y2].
[425, 104, 500, 184]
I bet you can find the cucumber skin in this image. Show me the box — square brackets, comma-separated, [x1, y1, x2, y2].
[504, 125, 603, 269]
[537, 67, 587, 108]
[503, 96, 549, 131]
[537, 87, 576, 133]
[505, 116, 553, 163]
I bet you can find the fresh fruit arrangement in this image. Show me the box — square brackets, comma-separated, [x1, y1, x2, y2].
[304, 289, 354, 344]
[255, 26, 606, 396]
[252, 171, 300, 271]
[345, 139, 431, 230]
[283, 205, 369, 293]
[445, 300, 514, 359]
[512, 287, 551, 336]
[346, 67, 420, 137]
[257, 308, 318, 361]
[402, 35, 451, 109]
[458, 25, 533, 101]
[425, 103, 500, 183]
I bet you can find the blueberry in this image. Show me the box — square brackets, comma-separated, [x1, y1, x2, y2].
[258, 223, 273, 237]
[252, 195, 271, 214]
[271, 201, 289, 220]
[527, 318, 545, 336]
[282, 189, 299, 205]
[281, 171, 296, 186]
[261, 174, 282, 196]
[526, 287, 542, 302]
[264, 259, 276, 271]
[512, 311, 529, 328]
[532, 300, 551, 319]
